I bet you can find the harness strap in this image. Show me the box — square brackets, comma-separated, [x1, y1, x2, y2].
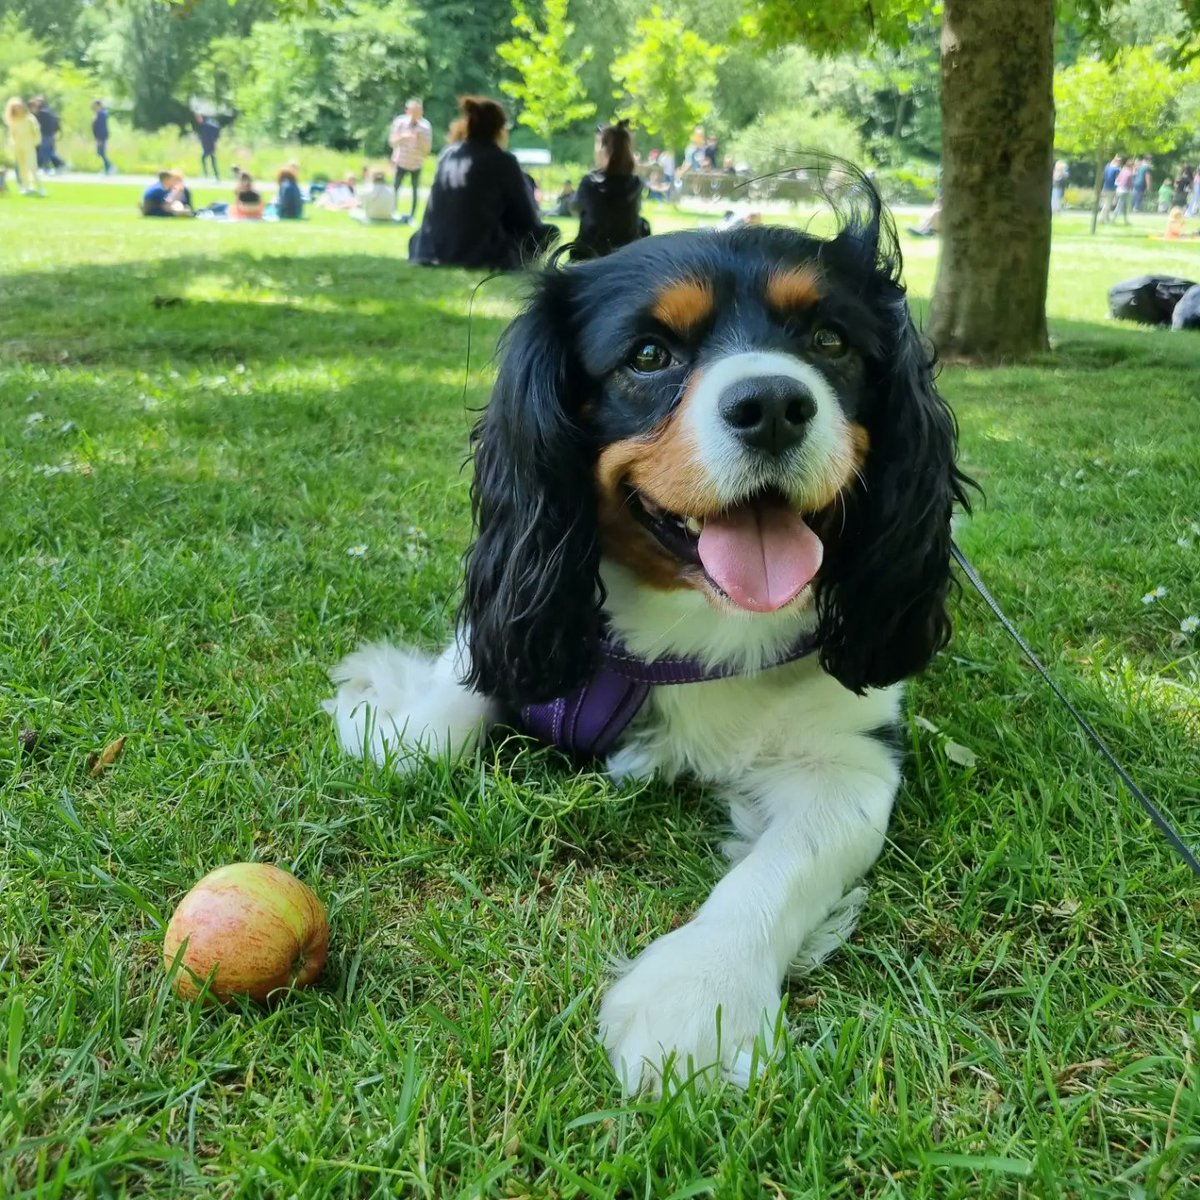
[518, 629, 820, 759]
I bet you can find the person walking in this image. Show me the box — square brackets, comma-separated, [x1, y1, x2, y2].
[5, 96, 44, 194]
[195, 113, 221, 180]
[1051, 160, 1069, 214]
[1100, 154, 1121, 222]
[1113, 158, 1134, 224]
[30, 96, 65, 173]
[1131, 154, 1152, 213]
[389, 98, 432, 225]
[91, 99, 114, 175]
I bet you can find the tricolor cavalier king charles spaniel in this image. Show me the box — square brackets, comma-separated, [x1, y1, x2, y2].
[327, 184, 971, 1094]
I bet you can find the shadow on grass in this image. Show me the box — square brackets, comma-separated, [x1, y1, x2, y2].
[0, 252, 525, 367]
[6, 246, 1200, 371]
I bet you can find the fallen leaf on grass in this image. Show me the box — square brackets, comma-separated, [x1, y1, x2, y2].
[1054, 1059, 1113, 1087]
[944, 741, 978, 768]
[88, 735, 127, 776]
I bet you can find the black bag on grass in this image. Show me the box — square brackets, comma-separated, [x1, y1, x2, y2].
[1109, 275, 1198, 325]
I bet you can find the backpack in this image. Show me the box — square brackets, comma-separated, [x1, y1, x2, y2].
[1108, 275, 1199, 326]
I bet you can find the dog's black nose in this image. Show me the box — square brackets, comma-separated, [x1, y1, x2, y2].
[718, 376, 816, 456]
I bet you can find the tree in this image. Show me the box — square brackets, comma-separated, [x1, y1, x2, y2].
[611, 6, 722, 163]
[412, 0, 514, 138]
[746, 0, 1054, 362]
[926, 0, 1055, 359]
[224, 2, 428, 151]
[95, 0, 272, 130]
[1055, 47, 1188, 232]
[497, 0, 596, 151]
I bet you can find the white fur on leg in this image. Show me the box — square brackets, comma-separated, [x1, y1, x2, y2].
[324, 640, 495, 767]
[599, 920, 785, 1095]
[600, 734, 899, 1095]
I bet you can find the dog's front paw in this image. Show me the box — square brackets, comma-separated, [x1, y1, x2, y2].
[598, 922, 782, 1095]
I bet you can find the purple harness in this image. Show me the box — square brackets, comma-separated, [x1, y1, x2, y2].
[518, 630, 820, 760]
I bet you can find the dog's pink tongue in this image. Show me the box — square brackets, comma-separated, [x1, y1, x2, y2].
[697, 500, 823, 612]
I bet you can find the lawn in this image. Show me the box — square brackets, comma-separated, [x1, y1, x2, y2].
[2, 184, 1199, 1199]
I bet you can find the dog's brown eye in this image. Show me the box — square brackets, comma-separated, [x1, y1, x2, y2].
[630, 341, 672, 373]
[812, 328, 847, 357]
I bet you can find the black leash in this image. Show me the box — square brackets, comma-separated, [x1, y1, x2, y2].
[951, 542, 1200, 879]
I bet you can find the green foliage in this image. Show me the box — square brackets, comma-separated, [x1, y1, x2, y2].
[413, 0, 514, 138]
[1061, 0, 1200, 63]
[741, 0, 939, 54]
[497, 0, 596, 147]
[611, 6, 722, 161]
[92, 0, 272, 130]
[0, 13, 102, 158]
[728, 104, 868, 175]
[1054, 45, 1192, 159]
[0, 0, 91, 54]
[227, 3, 427, 152]
[0, 11, 48, 75]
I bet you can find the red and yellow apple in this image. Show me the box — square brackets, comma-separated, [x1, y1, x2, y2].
[163, 863, 329, 1003]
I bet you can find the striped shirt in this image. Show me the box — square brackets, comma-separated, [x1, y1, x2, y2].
[389, 116, 432, 171]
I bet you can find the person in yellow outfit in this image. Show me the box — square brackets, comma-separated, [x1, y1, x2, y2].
[5, 97, 44, 195]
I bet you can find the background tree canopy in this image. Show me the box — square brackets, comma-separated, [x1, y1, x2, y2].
[4, 0, 1193, 171]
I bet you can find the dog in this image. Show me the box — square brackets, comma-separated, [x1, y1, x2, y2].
[326, 181, 971, 1094]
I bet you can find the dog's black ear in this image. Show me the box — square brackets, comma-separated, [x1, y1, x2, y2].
[815, 303, 972, 692]
[460, 273, 601, 706]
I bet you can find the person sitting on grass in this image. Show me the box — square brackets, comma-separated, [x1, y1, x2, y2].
[140, 170, 193, 217]
[317, 172, 358, 211]
[569, 119, 648, 261]
[644, 165, 672, 203]
[547, 179, 575, 218]
[408, 95, 558, 269]
[1158, 177, 1175, 213]
[351, 169, 398, 223]
[275, 166, 304, 219]
[232, 171, 264, 220]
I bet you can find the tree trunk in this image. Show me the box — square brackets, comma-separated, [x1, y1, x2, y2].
[1090, 154, 1104, 234]
[927, 0, 1054, 361]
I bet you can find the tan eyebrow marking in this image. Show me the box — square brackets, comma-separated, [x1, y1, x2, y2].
[650, 278, 715, 336]
[765, 265, 823, 312]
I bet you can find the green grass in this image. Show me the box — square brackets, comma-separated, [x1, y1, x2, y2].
[2, 184, 1199, 1199]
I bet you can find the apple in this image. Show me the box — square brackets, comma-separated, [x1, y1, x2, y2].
[163, 863, 329, 1003]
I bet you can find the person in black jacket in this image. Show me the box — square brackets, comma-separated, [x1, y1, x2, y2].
[31, 97, 65, 172]
[569, 120, 648, 261]
[195, 113, 221, 180]
[408, 96, 558, 270]
[91, 100, 114, 174]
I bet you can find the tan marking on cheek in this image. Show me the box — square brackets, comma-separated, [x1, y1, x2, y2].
[593, 376, 723, 592]
[651, 278, 715, 337]
[766, 265, 823, 312]
[597, 374, 724, 517]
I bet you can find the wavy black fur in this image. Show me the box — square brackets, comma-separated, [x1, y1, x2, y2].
[461, 271, 602, 705]
[813, 199, 974, 692]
